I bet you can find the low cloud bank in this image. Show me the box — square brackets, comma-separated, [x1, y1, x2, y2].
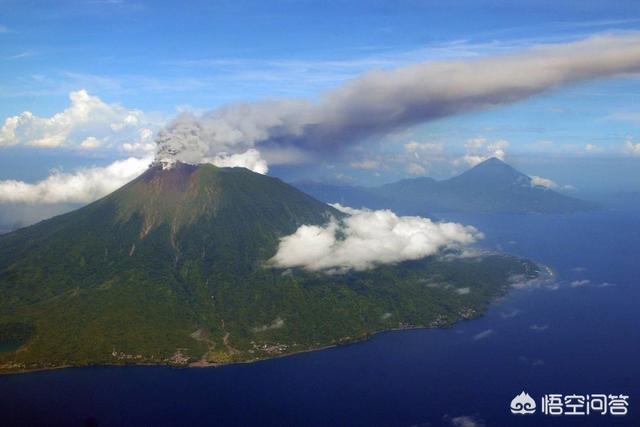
[0, 157, 151, 204]
[270, 203, 482, 272]
[0, 148, 268, 207]
[530, 175, 558, 189]
[625, 137, 640, 156]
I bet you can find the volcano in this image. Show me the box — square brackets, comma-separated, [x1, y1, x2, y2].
[296, 158, 597, 215]
[0, 162, 539, 372]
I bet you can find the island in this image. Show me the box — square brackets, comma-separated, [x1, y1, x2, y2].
[0, 163, 543, 373]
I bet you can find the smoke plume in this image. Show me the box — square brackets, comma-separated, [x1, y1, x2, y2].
[155, 34, 640, 164]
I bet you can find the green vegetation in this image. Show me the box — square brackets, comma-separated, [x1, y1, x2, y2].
[0, 163, 540, 373]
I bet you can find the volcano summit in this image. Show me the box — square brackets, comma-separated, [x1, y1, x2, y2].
[0, 163, 539, 372]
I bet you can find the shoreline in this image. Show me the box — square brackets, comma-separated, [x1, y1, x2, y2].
[0, 263, 553, 377]
[0, 324, 450, 376]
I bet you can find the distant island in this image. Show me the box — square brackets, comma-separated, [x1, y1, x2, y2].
[0, 162, 541, 373]
[294, 158, 598, 215]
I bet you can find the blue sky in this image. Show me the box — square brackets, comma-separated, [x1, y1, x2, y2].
[1, 0, 640, 199]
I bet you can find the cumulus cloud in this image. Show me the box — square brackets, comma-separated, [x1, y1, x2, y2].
[0, 89, 161, 153]
[404, 141, 444, 157]
[269, 204, 482, 272]
[0, 157, 151, 204]
[392, 140, 445, 176]
[458, 138, 509, 166]
[80, 136, 103, 149]
[121, 128, 157, 155]
[625, 137, 640, 156]
[530, 175, 558, 189]
[154, 34, 640, 164]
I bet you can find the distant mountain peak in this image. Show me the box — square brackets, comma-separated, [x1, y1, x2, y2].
[478, 156, 506, 165]
[469, 157, 518, 172]
[450, 157, 529, 188]
[294, 157, 597, 214]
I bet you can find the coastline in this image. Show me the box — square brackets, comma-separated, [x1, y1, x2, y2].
[0, 325, 450, 376]
[0, 262, 553, 376]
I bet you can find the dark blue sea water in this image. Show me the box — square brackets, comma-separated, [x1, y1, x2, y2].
[1, 210, 639, 427]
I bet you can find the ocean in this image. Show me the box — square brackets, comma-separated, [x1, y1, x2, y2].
[1, 209, 639, 426]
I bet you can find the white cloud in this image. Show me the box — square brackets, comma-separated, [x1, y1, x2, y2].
[458, 138, 509, 166]
[407, 162, 427, 175]
[204, 148, 268, 174]
[121, 128, 156, 155]
[530, 175, 558, 189]
[270, 204, 482, 272]
[570, 279, 591, 288]
[0, 156, 151, 204]
[404, 141, 444, 156]
[393, 141, 444, 176]
[0, 90, 162, 153]
[80, 136, 103, 149]
[350, 158, 381, 170]
[625, 137, 640, 156]
[585, 143, 598, 152]
[598, 282, 615, 288]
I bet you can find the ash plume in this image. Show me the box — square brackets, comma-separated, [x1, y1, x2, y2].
[155, 34, 640, 164]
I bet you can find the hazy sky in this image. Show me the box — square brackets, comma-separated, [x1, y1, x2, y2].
[1, 0, 640, 201]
